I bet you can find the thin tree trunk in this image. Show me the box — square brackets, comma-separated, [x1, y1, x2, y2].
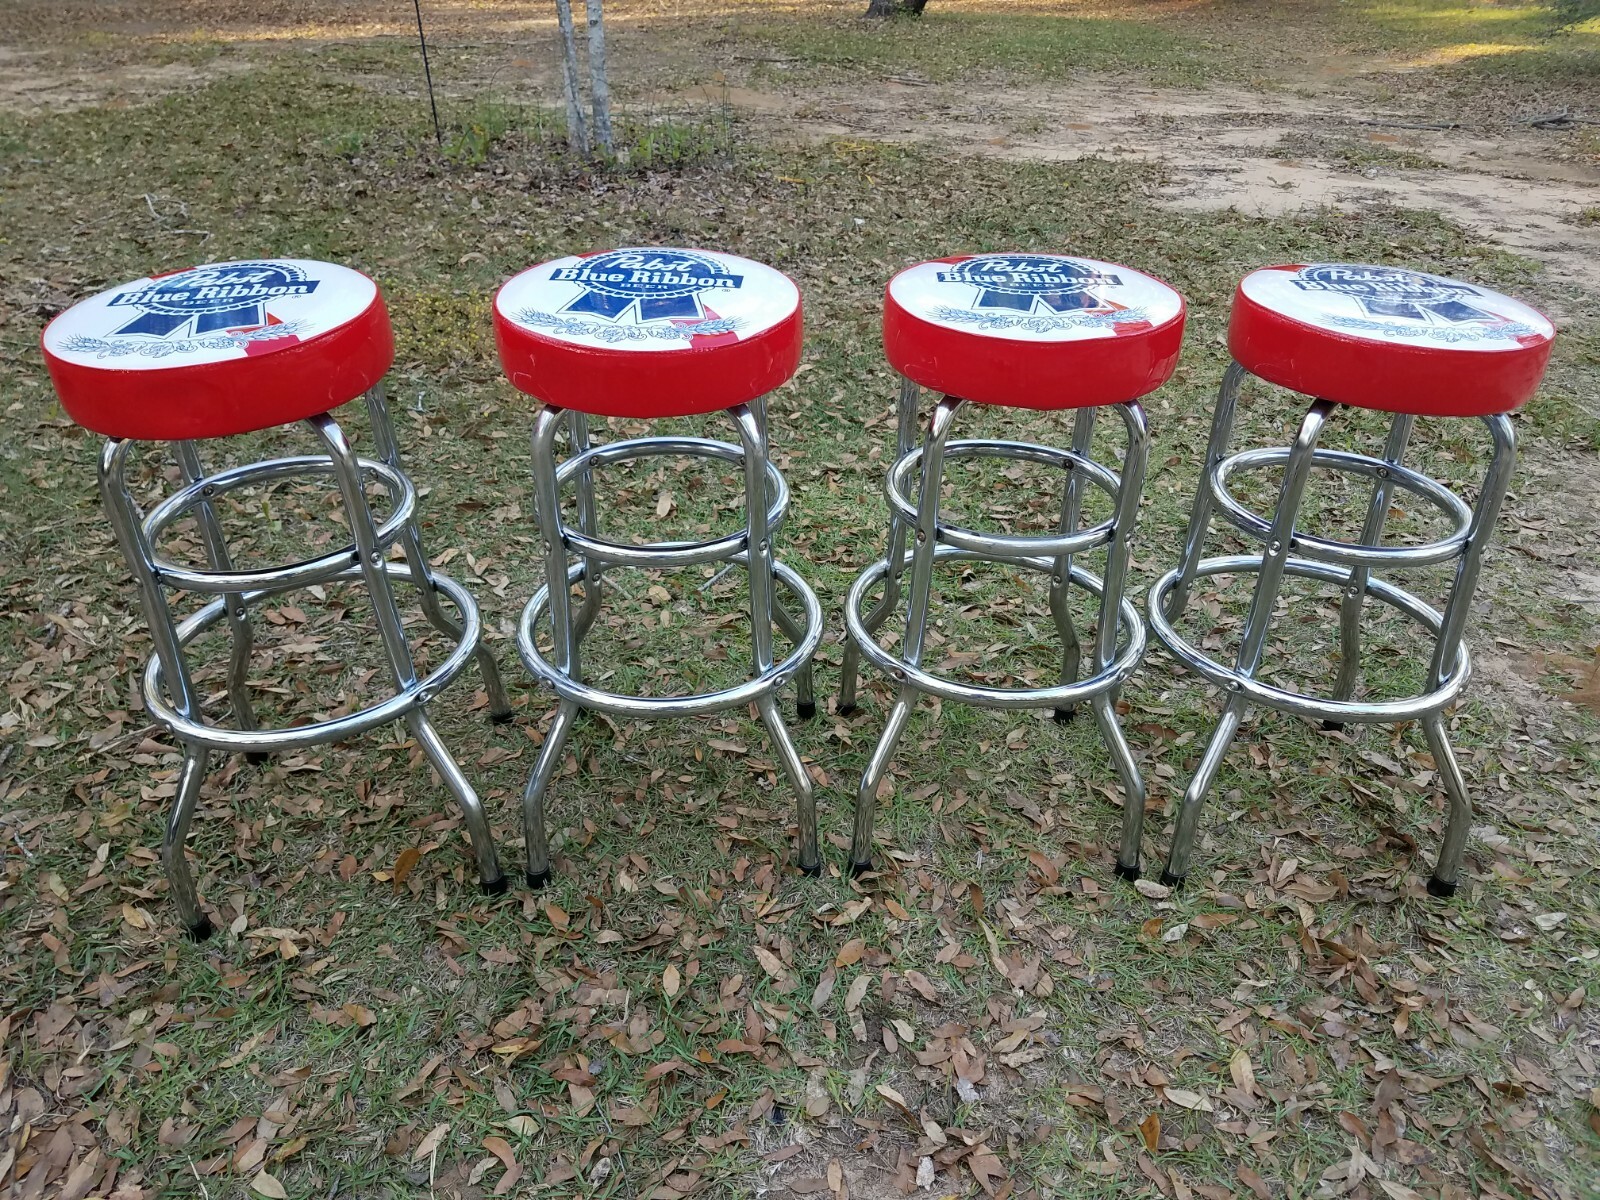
[553, 0, 590, 154]
[584, 0, 615, 155]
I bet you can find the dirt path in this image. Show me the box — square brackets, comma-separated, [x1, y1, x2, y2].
[655, 75, 1600, 293]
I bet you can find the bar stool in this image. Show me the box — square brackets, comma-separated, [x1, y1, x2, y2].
[41, 259, 514, 938]
[493, 248, 823, 884]
[839, 254, 1187, 878]
[1149, 263, 1555, 894]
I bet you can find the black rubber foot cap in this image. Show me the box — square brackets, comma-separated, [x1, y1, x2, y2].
[797, 701, 816, 721]
[1053, 706, 1077, 725]
[246, 752, 269, 766]
[489, 711, 516, 726]
[1426, 875, 1458, 899]
[849, 859, 873, 879]
[481, 874, 509, 896]
[185, 914, 215, 943]
[837, 704, 857, 718]
[1321, 720, 1345, 732]
[526, 869, 551, 891]
[1114, 861, 1140, 882]
[1158, 870, 1185, 889]
[799, 860, 822, 877]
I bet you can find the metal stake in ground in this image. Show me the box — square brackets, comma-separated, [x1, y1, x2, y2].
[412, 0, 443, 145]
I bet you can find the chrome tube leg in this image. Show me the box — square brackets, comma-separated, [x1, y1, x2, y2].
[100, 439, 218, 938]
[522, 406, 581, 888]
[522, 699, 580, 888]
[568, 411, 606, 665]
[364, 385, 514, 723]
[840, 375, 921, 716]
[170, 441, 261, 755]
[1419, 413, 1516, 897]
[772, 595, 816, 719]
[1093, 403, 1149, 878]
[1325, 413, 1415, 729]
[1166, 360, 1246, 620]
[163, 748, 213, 940]
[1161, 398, 1333, 886]
[1049, 407, 1097, 723]
[312, 412, 505, 895]
[734, 404, 819, 873]
[849, 395, 962, 874]
[751, 398, 815, 720]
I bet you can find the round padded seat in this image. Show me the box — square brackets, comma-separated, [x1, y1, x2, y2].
[883, 253, 1186, 410]
[494, 248, 803, 417]
[1230, 263, 1555, 418]
[42, 259, 393, 441]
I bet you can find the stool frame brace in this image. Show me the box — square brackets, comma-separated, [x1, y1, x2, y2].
[516, 398, 823, 887]
[840, 381, 1151, 879]
[98, 385, 512, 940]
[1148, 362, 1517, 896]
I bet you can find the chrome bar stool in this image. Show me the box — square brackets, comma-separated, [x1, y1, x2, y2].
[840, 254, 1187, 878]
[42, 259, 514, 938]
[493, 248, 822, 884]
[1149, 263, 1555, 895]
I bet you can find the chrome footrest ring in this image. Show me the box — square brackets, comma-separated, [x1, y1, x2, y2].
[845, 544, 1145, 711]
[143, 454, 417, 594]
[518, 555, 823, 719]
[143, 562, 482, 752]
[887, 437, 1120, 559]
[553, 436, 788, 569]
[1210, 446, 1472, 569]
[1147, 554, 1469, 725]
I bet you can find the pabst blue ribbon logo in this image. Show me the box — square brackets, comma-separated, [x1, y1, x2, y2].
[552, 250, 743, 322]
[107, 262, 320, 338]
[1294, 266, 1491, 324]
[937, 256, 1122, 314]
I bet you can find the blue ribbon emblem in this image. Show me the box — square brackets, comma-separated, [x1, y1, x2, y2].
[106, 262, 320, 338]
[553, 250, 744, 323]
[1294, 266, 1490, 324]
[937, 256, 1121, 315]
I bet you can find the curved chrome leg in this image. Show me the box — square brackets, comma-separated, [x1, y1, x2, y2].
[773, 596, 816, 719]
[1418, 413, 1515, 897]
[101, 438, 218, 936]
[839, 375, 920, 716]
[1097, 402, 1149, 875]
[364, 385, 514, 722]
[735, 403, 818, 870]
[849, 689, 915, 874]
[1049, 407, 1097, 723]
[568, 411, 606, 666]
[521, 406, 582, 887]
[522, 698, 579, 889]
[1161, 399, 1332, 886]
[1420, 714, 1470, 897]
[314, 412, 504, 894]
[162, 748, 214, 940]
[407, 708, 504, 893]
[848, 395, 962, 874]
[1166, 360, 1246, 621]
[1326, 413, 1415, 728]
[171, 441, 260, 750]
[760, 694, 819, 873]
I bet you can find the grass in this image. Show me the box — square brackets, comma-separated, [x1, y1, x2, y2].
[2, 5, 1600, 1199]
